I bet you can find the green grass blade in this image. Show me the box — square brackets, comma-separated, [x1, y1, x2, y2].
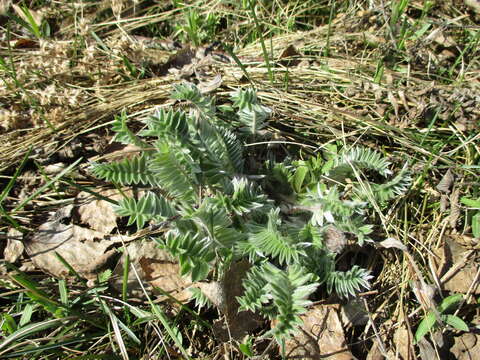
[0, 318, 74, 353]
[0, 146, 32, 204]
[18, 303, 34, 327]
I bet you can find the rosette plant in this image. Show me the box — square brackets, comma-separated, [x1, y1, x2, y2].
[91, 83, 411, 342]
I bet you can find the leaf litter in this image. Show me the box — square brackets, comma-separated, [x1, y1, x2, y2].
[1, 1, 479, 358]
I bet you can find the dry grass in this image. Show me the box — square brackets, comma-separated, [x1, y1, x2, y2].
[1, 0, 479, 358]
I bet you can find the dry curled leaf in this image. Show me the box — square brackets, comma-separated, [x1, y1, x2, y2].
[211, 260, 263, 341]
[436, 168, 454, 194]
[324, 225, 347, 253]
[4, 228, 24, 263]
[76, 189, 128, 234]
[433, 239, 480, 294]
[278, 44, 301, 66]
[378, 237, 408, 252]
[393, 324, 413, 360]
[25, 205, 124, 279]
[283, 304, 356, 359]
[449, 187, 460, 228]
[197, 74, 222, 94]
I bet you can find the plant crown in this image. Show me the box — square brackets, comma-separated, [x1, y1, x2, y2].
[91, 83, 411, 342]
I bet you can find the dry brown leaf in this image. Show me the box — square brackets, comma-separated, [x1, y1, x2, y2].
[158, 46, 196, 76]
[211, 260, 263, 341]
[76, 189, 127, 234]
[436, 169, 454, 194]
[278, 44, 301, 66]
[25, 205, 124, 279]
[283, 304, 356, 359]
[198, 74, 222, 94]
[417, 338, 436, 360]
[111, 240, 193, 302]
[449, 187, 460, 228]
[366, 342, 384, 360]
[4, 228, 24, 263]
[324, 225, 347, 253]
[440, 194, 449, 213]
[411, 279, 437, 313]
[451, 333, 480, 360]
[393, 324, 413, 360]
[433, 239, 480, 294]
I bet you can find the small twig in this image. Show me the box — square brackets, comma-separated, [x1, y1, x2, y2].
[362, 297, 389, 358]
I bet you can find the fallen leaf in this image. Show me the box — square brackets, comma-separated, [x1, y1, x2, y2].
[324, 225, 347, 253]
[25, 205, 123, 279]
[111, 240, 193, 302]
[378, 237, 408, 252]
[436, 169, 454, 194]
[157, 46, 196, 76]
[411, 279, 437, 313]
[211, 260, 263, 341]
[366, 342, 384, 360]
[13, 38, 38, 49]
[198, 74, 222, 94]
[393, 324, 413, 360]
[4, 228, 24, 263]
[340, 298, 368, 327]
[76, 189, 127, 234]
[433, 238, 480, 294]
[43, 163, 66, 175]
[283, 304, 356, 359]
[278, 45, 301, 66]
[417, 338, 436, 360]
[450, 332, 480, 360]
[449, 188, 460, 228]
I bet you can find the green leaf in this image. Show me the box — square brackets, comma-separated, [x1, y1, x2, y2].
[19, 304, 34, 327]
[472, 212, 480, 239]
[97, 269, 112, 284]
[1, 314, 17, 335]
[115, 192, 176, 230]
[111, 110, 146, 147]
[438, 294, 463, 313]
[415, 311, 437, 343]
[10, 273, 60, 308]
[190, 261, 210, 282]
[442, 314, 469, 332]
[460, 197, 480, 208]
[58, 279, 68, 306]
[239, 338, 254, 357]
[293, 165, 308, 193]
